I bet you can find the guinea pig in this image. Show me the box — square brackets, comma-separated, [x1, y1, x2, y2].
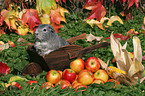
[34, 24, 70, 56]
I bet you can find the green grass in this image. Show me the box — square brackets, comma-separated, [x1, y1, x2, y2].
[0, 5, 145, 96]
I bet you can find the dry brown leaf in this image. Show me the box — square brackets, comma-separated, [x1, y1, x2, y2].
[86, 33, 103, 42]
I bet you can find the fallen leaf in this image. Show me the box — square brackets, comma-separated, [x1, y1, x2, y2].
[21, 9, 41, 31]
[16, 24, 31, 36]
[120, 9, 133, 21]
[39, 14, 50, 24]
[84, 19, 105, 30]
[128, 0, 139, 9]
[8, 76, 28, 83]
[8, 41, 15, 47]
[86, 33, 103, 42]
[17, 38, 27, 42]
[36, 0, 57, 15]
[51, 23, 63, 33]
[58, 5, 70, 17]
[27, 80, 37, 86]
[1, 9, 18, 30]
[107, 16, 123, 26]
[0, 62, 10, 76]
[0, 43, 9, 52]
[11, 82, 23, 90]
[85, 1, 106, 21]
[50, 8, 67, 24]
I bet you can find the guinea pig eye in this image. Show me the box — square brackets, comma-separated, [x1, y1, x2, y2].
[43, 28, 47, 32]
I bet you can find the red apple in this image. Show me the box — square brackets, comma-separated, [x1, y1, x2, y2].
[75, 85, 87, 92]
[94, 69, 108, 82]
[70, 58, 85, 74]
[62, 69, 76, 83]
[55, 80, 71, 89]
[72, 82, 82, 89]
[41, 82, 54, 90]
[92, 79, 105, 84]
[57, 70, 63, 78]
[85, 57, 100, 73]
[46, 70, 61, 84]
[77, 70, 94, 85]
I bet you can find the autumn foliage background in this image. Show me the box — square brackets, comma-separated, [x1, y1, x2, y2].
[0, 0, 145, 95]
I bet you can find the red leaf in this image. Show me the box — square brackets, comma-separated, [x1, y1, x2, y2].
[128, 0, 135, 9]
[0, 62, 10, 76]
[50, 8, 67, 25]
[0, 15, 4, 26]
[104, 33, 130, 41]
[127, 29, 138, 36]
[27, 80, 37, 86]
[120, 9, 133, 21]
[11, 82, 23, 90]
[21, 9, 41, 31]
[85, 0, 98, 5]
[51, 23, 63, 33]
[122, 0, 126, 4]
[86, 1, 106, 21]
[112, 0, 114, 4]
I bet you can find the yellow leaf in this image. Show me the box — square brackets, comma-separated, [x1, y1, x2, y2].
[39, 14, 50, 24]
[58, 5, 70, 17]
[17, 25, 29, 36]
[85, 19, 105, 30]
[100, 17, 109, 24]
[107, 16, 123, 26]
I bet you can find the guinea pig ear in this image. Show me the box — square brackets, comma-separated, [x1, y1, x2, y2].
[48, 25, 55, 33]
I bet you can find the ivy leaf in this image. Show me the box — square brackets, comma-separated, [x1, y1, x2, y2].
[21, 9, 41, 31]
[85, 1, 106, 21]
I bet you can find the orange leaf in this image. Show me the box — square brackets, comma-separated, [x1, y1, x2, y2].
[21, 9, 41, 31]
[85, 1, 106, 21]
[51, 23, 63, 33]
[50, 8, 67, 24]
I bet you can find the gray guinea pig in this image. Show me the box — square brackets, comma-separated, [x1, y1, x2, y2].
[34, 24, 70, 56]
